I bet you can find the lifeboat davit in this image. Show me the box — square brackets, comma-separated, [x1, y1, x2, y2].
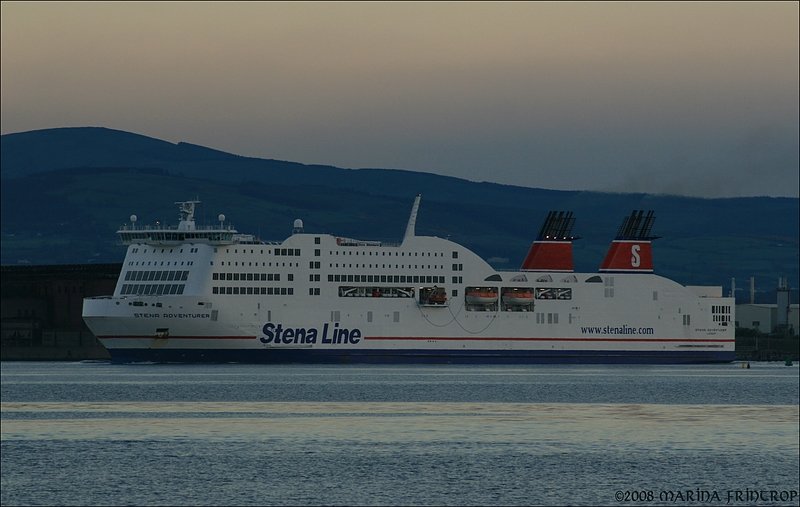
[502, 289, 534, 306]
[465, 289, 498, 305]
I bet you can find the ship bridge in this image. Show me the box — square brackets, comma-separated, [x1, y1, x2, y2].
[117, 200, 246, 246]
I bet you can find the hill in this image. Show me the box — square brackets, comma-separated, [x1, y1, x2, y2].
[1, 127, 798, 303]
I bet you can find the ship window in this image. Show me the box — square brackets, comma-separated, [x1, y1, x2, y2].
[452, 251, 458, 259]
[485, 274, 502, 282]
[213, 287, 219, 294]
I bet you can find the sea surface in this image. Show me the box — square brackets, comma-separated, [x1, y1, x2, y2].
[1, 361, 798, 506]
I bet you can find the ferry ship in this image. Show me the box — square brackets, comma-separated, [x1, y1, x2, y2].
[82, 196, 735, 363]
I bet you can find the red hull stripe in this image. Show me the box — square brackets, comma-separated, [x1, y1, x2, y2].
[364, 336, 734, 343]
[97, 335, 733, 344]
[98, 335, 257, 340]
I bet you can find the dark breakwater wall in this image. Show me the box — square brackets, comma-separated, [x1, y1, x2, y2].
[1, 263, 120, 360]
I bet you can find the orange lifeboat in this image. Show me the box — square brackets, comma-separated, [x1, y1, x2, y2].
[465, 288, 498, 305]
[502, 289, 534, 306]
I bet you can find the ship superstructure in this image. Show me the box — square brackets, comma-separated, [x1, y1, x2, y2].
[82, 196, 735, 363]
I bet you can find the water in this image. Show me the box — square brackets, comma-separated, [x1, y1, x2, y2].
[2, 362, 798, 506]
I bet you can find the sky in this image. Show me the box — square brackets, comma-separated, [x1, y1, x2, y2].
[1, 1, 798, 198]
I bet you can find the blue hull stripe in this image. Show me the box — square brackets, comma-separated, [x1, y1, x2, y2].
[108, 348, 735, 364]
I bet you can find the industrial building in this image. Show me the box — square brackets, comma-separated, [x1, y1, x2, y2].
[733, 277, 798, 337]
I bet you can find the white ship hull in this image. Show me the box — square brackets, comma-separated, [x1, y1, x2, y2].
[82, 198, 735, 364]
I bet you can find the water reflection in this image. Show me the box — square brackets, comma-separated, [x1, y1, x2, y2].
[3, 402, 797, 455]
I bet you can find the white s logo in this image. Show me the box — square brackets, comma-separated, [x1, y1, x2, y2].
[631, 244, 641, 267]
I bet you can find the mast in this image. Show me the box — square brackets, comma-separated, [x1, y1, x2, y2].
[403, 194, 422, 242]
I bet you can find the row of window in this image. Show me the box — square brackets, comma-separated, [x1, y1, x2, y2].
[216, 248, 301, 256]
[128, 261, 194, 266]
[131, 247, 193, 254]
[216, 261, 299, 267]
[330, 250, 446, 257]
[124, 270, 190, 281]
[137, 240, 451, 259]
[212, 272, 285, 281]
[212, 287, 294, 295]
[120, 284, 186, 295]
[327, 264, 446, 270]
[327, 274, 446, 284]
